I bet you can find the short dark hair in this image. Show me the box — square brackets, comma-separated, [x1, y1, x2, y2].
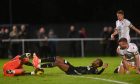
[118, 38, 128, 43]
[97, 58, 103, 67]
[116, 10, 124, 15]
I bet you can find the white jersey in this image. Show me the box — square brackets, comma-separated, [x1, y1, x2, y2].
[118, 43, 139, 61]
[116, 19, 131, 42]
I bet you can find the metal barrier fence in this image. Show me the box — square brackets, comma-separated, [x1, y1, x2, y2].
[2, 37, 140, 57]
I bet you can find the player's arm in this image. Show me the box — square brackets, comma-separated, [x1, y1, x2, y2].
[130, 44, 140, 74]
[134, 52, 140, 74]
[111, 20, 119, 40]
[129, 24, 140, 34]
[117, 48, 130, 73]
[116, 47, 121, 55]
[97, 63, 108, 75]
[116, 47, 125, 57]
[122, 56, 129, 73]
[111, 28, 118, 40]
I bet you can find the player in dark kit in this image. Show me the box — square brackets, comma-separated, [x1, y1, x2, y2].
[33, 53, 108, 75]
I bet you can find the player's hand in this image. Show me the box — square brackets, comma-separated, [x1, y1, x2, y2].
[102, 63, 108, 69]
[111, 34, 115, 40]
[33, 53, 37, 57]
[31, 71, 35, 75]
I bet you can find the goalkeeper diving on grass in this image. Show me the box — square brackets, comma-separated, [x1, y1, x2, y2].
[33, 53, 108, 75]
[3, 53, 44, 77]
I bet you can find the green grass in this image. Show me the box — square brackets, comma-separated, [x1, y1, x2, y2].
[0, 57, 139, 84]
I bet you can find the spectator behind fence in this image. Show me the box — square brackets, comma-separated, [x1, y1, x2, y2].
[3, 28, 10, 58]
[79, 27, 87, 38]
[0, 28, 5, 38]
[48, 29, 57, 57]
[78, 27, 87, 56]
[19, 25, 28, 53]
[67, 25, 78, 57]
[3, 28, 9, 39]
[100, 27, 109, 56]
[9, 25, 20, 57]
[0, 28, 6, 58]
[108, 27, 118, 56]
[19, 25, 27, 39]
[37, 27, 49, 58]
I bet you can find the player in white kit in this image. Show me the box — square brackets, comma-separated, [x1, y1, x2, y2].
[111, 10, 140, 42]
[114, 38, 140, 74]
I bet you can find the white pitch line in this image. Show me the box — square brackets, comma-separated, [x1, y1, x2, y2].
[67, 75, 130, 84]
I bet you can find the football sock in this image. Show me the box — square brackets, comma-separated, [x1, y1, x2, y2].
[41, 63, 54, 68]
[41, 57, 56, 63]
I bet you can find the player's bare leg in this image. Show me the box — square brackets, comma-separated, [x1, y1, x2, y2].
[55, 62, 70, 72]
[39, 56, 72, 72]
[54, 56, 72, 71]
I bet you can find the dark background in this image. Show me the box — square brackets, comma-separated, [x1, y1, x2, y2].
[0, 0, 140, 24]
[0, 0, 140, 56]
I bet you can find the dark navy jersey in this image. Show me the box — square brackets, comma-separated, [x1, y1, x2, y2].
[64, 60, 105, 75]
[65, 65, 105, 75]
[74, 66, 104, 75]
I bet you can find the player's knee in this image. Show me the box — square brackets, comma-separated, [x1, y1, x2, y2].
[55, 57, 64, 63]
[55, 59, 62, 65]
[55, 56, 61, 61]
[55, 62, 62, 66]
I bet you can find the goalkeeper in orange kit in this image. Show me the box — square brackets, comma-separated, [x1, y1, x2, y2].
[3, 53, 41, 77]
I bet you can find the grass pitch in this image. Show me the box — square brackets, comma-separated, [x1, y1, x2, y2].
[0, 57, 139, 84]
